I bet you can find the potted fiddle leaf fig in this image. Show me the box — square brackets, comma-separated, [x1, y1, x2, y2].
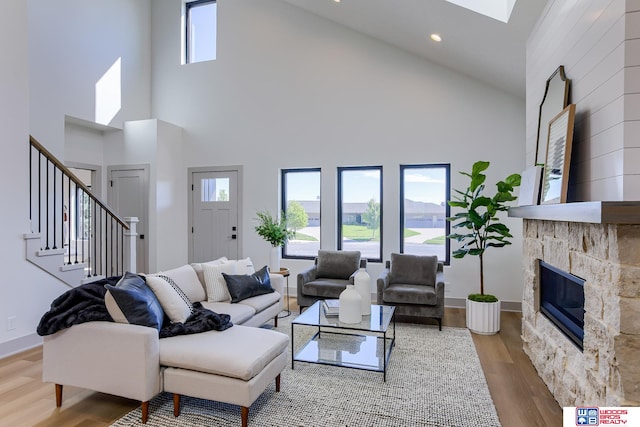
[254, 210, 294, 272]
[447, 161, 521, 335]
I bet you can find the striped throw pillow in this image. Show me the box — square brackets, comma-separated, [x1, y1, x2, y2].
[145, 273, 194, 323]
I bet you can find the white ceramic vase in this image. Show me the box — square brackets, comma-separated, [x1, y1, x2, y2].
[269, 246, 281, 273]
[466, 298, 501, 335]
[339, 284, 362, 324]
[353, 268, 371, 315]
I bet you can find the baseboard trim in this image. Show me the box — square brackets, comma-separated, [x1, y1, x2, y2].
[445, 297, 521, 312]
[0, 333, 42, 360]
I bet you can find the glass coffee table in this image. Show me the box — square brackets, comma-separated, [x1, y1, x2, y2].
[291, 301, 396, 381]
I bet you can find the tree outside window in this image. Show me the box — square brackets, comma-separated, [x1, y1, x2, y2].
[338, 166, 382, 262]
[281, 169, 321, 259]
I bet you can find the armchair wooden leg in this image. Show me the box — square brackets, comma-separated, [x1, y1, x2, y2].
[141, 401, 149, 423]
[55, 384, 63, 407]
[275, 374, 281, 392]
[438, 318, 442, 331]
[274, 315, 278, 327]
[173, 394, 181, 417]
[241, 406, 249, 427]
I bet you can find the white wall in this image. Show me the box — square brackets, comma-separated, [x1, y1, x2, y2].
[527, 0, 640, 201]
[0, 0, 68, 357]
[64, 123, 107, 168]
[29, 1, 189, 275]
[153, 121, 188, 271]
[151, 0, 526, 303]
[29, 0, 152, 157]
[104, 119, 187, 273]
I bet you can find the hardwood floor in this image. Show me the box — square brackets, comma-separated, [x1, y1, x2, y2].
[0, 302, 562, 427]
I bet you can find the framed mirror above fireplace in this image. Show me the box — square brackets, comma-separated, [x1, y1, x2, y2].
[535, 66, 570, 167]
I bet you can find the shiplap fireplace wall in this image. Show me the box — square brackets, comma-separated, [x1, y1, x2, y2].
[527, 1, 640, 201]
[524, 0, 640, 407]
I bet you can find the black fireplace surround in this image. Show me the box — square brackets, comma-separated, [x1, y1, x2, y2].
[539, 260, 585, 350]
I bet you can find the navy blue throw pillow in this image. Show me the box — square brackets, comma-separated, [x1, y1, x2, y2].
[104, 272, 165, 331]
[223, 265, 274, 303]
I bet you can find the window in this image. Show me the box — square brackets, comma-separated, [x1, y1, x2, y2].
[338, 166, 382, 262]
[281, 169, 321, 259]
[201, 177, 229, 202]
[400, 164, 450, 264]
[185, 0, 217, 64]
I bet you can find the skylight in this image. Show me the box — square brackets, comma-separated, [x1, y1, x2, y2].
[445, 0, 517, 23]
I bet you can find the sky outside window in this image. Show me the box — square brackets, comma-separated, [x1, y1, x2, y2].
[187, 1, 217, 63]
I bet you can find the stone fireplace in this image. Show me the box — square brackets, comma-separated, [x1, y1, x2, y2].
[511, 202, 640, 407]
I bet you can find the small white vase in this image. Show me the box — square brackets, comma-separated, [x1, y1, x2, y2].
[339, 284, 362, 324]
[353, 268, 371, 315]
[269, 246, 281, 273]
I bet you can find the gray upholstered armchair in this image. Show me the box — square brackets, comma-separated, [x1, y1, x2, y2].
[297, 250, 367, 311]
[377, 253, 445, 330]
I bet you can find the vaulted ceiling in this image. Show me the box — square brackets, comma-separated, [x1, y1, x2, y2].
[279, 0, 548, 98]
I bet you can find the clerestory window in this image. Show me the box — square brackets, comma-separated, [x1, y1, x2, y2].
[184, 0, 217, 64]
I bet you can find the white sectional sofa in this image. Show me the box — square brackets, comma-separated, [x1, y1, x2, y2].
[42, 259, 289, 426]
[190, 258, 285, 327]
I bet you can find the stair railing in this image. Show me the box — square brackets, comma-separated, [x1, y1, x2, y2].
[29, 135, 131, 280]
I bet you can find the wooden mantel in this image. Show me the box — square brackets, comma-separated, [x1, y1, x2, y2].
[508, 201, 640, 224]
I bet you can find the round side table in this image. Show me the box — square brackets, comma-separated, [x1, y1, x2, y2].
[273, 267, 291, 318]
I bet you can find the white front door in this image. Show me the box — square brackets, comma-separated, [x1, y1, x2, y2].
[108, 166, 149, 273]
[191, 169, 240, 262]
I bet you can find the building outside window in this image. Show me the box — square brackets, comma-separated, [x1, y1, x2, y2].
[185, 0, 217, 64]
[400, 164, 450, 264]
[281, 168, 321, 259]
[338, 166, 382, 262]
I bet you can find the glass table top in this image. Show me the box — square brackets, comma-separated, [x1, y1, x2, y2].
[292, 301, 395, 333]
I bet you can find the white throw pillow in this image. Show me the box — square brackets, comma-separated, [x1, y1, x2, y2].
[190, 257, 229, 288]
[197, 257, 228, 269]
[203, 262, 237, 302]
[145, 274, 194, 323]
[161, 264, 206, 303]
[227, 257, 255, 275]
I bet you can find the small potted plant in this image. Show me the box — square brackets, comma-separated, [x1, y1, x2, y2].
[447, 161, 521, 335]
[254, 210, 294, 272]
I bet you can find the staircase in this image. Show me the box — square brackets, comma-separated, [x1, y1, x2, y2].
[25, 136, 136, 287]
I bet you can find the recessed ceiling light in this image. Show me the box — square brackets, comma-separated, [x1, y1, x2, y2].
[334, 0, 341, 3]
[430, 34, 442, 42]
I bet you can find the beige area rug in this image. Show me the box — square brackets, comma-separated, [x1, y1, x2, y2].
[111, 319, 501, 427]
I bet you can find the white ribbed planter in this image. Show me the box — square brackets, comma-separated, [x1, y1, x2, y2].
[466, 299, 501, 335]
[269, 246, 281, 272]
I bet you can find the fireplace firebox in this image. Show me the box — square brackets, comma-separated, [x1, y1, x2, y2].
[539, 260, 585, 350]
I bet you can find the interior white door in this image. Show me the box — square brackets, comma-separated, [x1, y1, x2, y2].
[192, 170, 239, 262]
[108, 167, 148, 273]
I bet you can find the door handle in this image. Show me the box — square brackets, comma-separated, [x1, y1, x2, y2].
[231, 234, 237, 240]
[139, 234, 145, 240]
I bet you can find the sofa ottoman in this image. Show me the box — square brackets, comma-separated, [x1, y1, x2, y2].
[160, 325, 289, 427]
